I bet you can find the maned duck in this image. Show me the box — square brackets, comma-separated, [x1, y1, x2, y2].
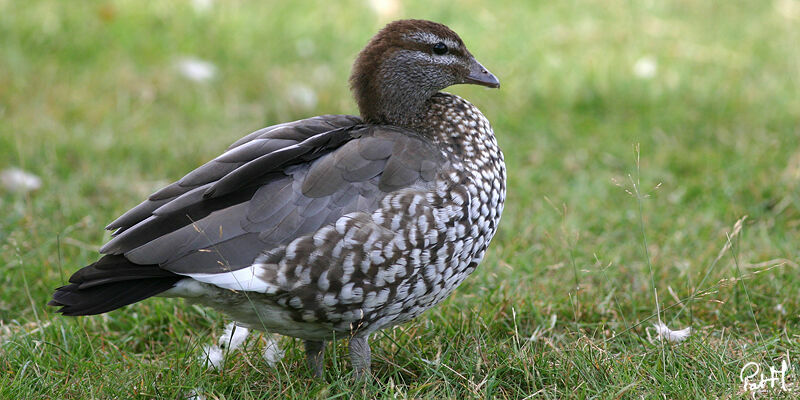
[50, 19, 505, 378]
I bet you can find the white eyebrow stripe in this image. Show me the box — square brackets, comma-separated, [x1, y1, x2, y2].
[396, 50, 461, 65]
[403, 31, 460, 50]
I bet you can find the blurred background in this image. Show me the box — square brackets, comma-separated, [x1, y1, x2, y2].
[1, 0, 799, 397]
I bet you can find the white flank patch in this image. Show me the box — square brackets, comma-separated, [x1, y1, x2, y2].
[219, 322, 249, 350]
[263, 335, 285, 367]
[200, 344, 224, 370]
[186, 265, 276, 293]
[633, 56, 657, 79]
[1, 167, 42, 193]
[652, 322, 691, 343]
[176, 57, 217, 82]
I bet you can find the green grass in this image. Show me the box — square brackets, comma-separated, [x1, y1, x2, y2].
[2, 0, 799, 398]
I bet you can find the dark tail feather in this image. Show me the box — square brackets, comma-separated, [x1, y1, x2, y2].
[49, 254, 183, 316]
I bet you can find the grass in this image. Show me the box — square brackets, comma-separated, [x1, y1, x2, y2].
[1, 0, 799, 398]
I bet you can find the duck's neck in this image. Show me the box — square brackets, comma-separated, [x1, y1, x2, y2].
[353, 64, 441, 129]
[357, 87, 438, 130]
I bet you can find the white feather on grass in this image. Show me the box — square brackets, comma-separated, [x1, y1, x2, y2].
[263, 335, 285, 367]
[652, 322, 692, 343]
[186, 389, 206, 400]
[201, 323, 249, 370]
[633, 56, 657, 79]
[200, 344, 224, 370]
[1, 168, 42, 193]
[176, 57, 217, 82]
[219, 322, 249, 350]
[200, 324, 285, 369]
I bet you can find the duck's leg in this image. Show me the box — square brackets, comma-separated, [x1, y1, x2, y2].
[348, 336, 371, 378]
[303, 340, 326, 378]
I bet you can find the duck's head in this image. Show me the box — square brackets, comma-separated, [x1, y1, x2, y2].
[350, 19, 499, 126]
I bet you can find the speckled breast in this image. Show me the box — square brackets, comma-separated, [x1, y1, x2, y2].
[315, 93, 506, 335]
[382, 93, 506, 324]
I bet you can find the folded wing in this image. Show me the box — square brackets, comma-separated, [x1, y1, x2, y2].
[98, 115, 445, 279]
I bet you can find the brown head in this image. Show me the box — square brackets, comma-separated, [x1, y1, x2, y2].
[350, 19, 499, 127]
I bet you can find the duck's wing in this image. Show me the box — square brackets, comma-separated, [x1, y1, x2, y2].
[99, 115, 445, 275]
[104, 114, 363, 236]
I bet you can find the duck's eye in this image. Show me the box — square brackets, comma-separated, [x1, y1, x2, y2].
[432, 42, 448, 55]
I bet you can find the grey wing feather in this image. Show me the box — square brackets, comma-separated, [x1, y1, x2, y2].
[377, 135, 443, 192]
[227, 115, 361, 150]
[124, 202, 250, 265]
[100, 120, 448, 277]
[201, 126, 354, 200]
[245, 179, 297, 225]
[105, 115, 360, 232]
[357, 136, 395, 160]
[299, 152, 349, 198]
[157, 233, 265, 274]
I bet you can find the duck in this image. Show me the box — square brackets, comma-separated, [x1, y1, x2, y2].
[50, 19, 505, 378]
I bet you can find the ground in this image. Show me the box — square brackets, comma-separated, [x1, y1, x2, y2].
[1, 0, 799, 398]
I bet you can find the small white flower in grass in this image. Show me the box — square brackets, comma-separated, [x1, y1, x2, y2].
[186, 389, 206, 400]
[200, 344, 224, 370]
[191, 0, 213, 13]
[218, 322, 249, 350]
[775, 0, 800, 20]
[295, 39, 315, 58]
[1, 168, 42, 193]
[287, 83, 318, 111]
[633, 56, 657, 79]
[0, 321, 13, 345]
[368, 0, 401, 20]
[652, 321, 691, 343]
[527, 313, 557, 341]
[312, 65, 333, 84]
[176, 57, 217, 82]
[262, 335, 285, 367]
[775, 303, 787, 315]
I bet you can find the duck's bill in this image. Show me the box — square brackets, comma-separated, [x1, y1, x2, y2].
[464, 58, 500, 88]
